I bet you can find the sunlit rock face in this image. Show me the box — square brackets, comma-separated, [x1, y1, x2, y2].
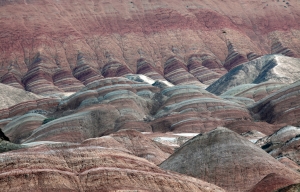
[206, 55, 300, 95]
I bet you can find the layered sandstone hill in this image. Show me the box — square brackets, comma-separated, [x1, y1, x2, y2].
[160, 127, 300, 192]
[206, 55, 300, 95]
[0, 143, 225, 192]
[0, 75, 254, 144]
[1, 1, 300, 191]
[250, 80, 300, 126]
[2, 0, 300, 90]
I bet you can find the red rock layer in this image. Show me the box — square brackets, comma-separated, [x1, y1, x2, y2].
[0, 72, 24, 90]
[0, 145, 225, 192]
[160, 127, 300, 192]
[223, 42, 248, 70]
[249, 173, 295, 192]
[163, 56, 203, 86]
[53, 69, 84, 92]
[1, 0, 300, 80]
[224, 120, 283, 135]
[250, 81, 300, 125]
[137, 58, 165, 80]
[22, 66, 63, 95]
[151, 85, 251, 133]
[102, 61, 133, 77]
[187, 54, 224, 85]
[0, 98, 60, 119]
[82, 129, 173, 165]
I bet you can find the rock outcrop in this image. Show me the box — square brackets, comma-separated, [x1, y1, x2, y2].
[206, 55, 300, 95]
[0, 144, 225, 192]
[250, 81, 300, 126]
[160, 127, 300, 192]
[0, 83, 43, 110]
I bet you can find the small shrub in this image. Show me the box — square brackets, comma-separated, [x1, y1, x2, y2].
[42, 118, 56, 125]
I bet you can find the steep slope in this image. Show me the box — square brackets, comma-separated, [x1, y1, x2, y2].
[206, 55, 300, 95]
[160, 127, 300, 192]
[250, 80, 300, 126]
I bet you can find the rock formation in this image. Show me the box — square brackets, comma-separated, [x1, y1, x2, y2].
[1, 0, 300, 191]
[160, 127, 300, 192]
[206, 55, 300, 95]
[0, 143, 225, 192]
[250, 81, 300, 126]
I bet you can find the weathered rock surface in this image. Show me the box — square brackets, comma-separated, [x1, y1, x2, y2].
[250, 81, 300, 126]
[249, 173, 296, 192]
[82, 129, 173, 165]
[275, 183, 300, 192]
[160, 127, 300, 192]
[187, 54, 225, 85]
[207, 55, 300, 95]
[0, 144, 225, 192]
[152, 85, 252, 133]
[163, 57, 204, 86]
[2, 0, 300, 84]
[221, 82, 286, 101]
[0, 139, 24, 153]
[0, 83, 43, 110]
[257, 126, 300, 168]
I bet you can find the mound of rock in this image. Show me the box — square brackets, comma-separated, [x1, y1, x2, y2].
[160, 127, 300, 192]
[0, 144, 225, 192]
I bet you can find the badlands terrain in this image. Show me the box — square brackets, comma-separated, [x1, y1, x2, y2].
[0, 0, 300, 191]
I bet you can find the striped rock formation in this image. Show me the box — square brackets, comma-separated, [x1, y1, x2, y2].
[82, 129, 173, 165]
[53, 69, 84, 92]
[187, 54, 224, 85]
[221, 82, 286, 101]
[0, 143, 225, 192]
[102, 61, 133, 78]
[250, 81, 300, 125]
[223, 42, 248, 71]
[164, 57, 204, 86]
[160, 127, 300, 192]
[151, 85, 251, 133]
[207, 55, 300, 95]
[137, 58, 165, 80]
